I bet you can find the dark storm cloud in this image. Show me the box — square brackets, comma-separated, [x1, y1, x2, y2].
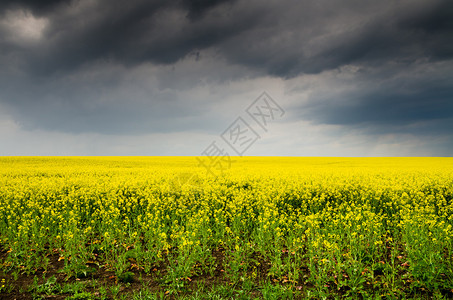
[0, 0, 234, 17]
[397, 0, 453, 60]
[0, 0, 243, 74]
[306, 83, 453, 135]
[0, 0, 71, 15]
[1, 0, 452, 76]
[182, 0, 237, 20]
[217, 0, 453, 77]
[296, 60, 453, 139]
[0, 0, 452, 155]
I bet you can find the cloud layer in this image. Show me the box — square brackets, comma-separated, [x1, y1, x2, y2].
[0, 0, 452, 155]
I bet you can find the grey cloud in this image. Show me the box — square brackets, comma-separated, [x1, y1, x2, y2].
[0, 0, 452, 156]
[0, 72, 215, 135]
[1, 0, 452, 77]
[217, 0, 453, 77]
[296, 60, 453, 139]
[0, 0, 71, 15]
[1, 0, 245, 75]
[0, 56, 251, 135]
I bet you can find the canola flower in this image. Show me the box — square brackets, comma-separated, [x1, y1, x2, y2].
[0, 157, 452, 296]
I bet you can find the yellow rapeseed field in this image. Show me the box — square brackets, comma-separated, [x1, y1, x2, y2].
[0, 157, 452, 298]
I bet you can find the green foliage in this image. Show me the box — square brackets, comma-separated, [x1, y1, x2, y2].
[1, 157, 453, 298]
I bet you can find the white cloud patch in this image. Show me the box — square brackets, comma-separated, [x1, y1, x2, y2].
[1, 9, 48, 45]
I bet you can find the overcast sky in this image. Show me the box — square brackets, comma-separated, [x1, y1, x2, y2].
[0, 0, 452, 156]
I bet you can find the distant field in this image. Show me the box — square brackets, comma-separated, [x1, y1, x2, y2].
[1, 157, 453, 299]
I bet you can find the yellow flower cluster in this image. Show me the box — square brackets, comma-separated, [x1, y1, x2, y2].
[0, 157, 452, 288]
